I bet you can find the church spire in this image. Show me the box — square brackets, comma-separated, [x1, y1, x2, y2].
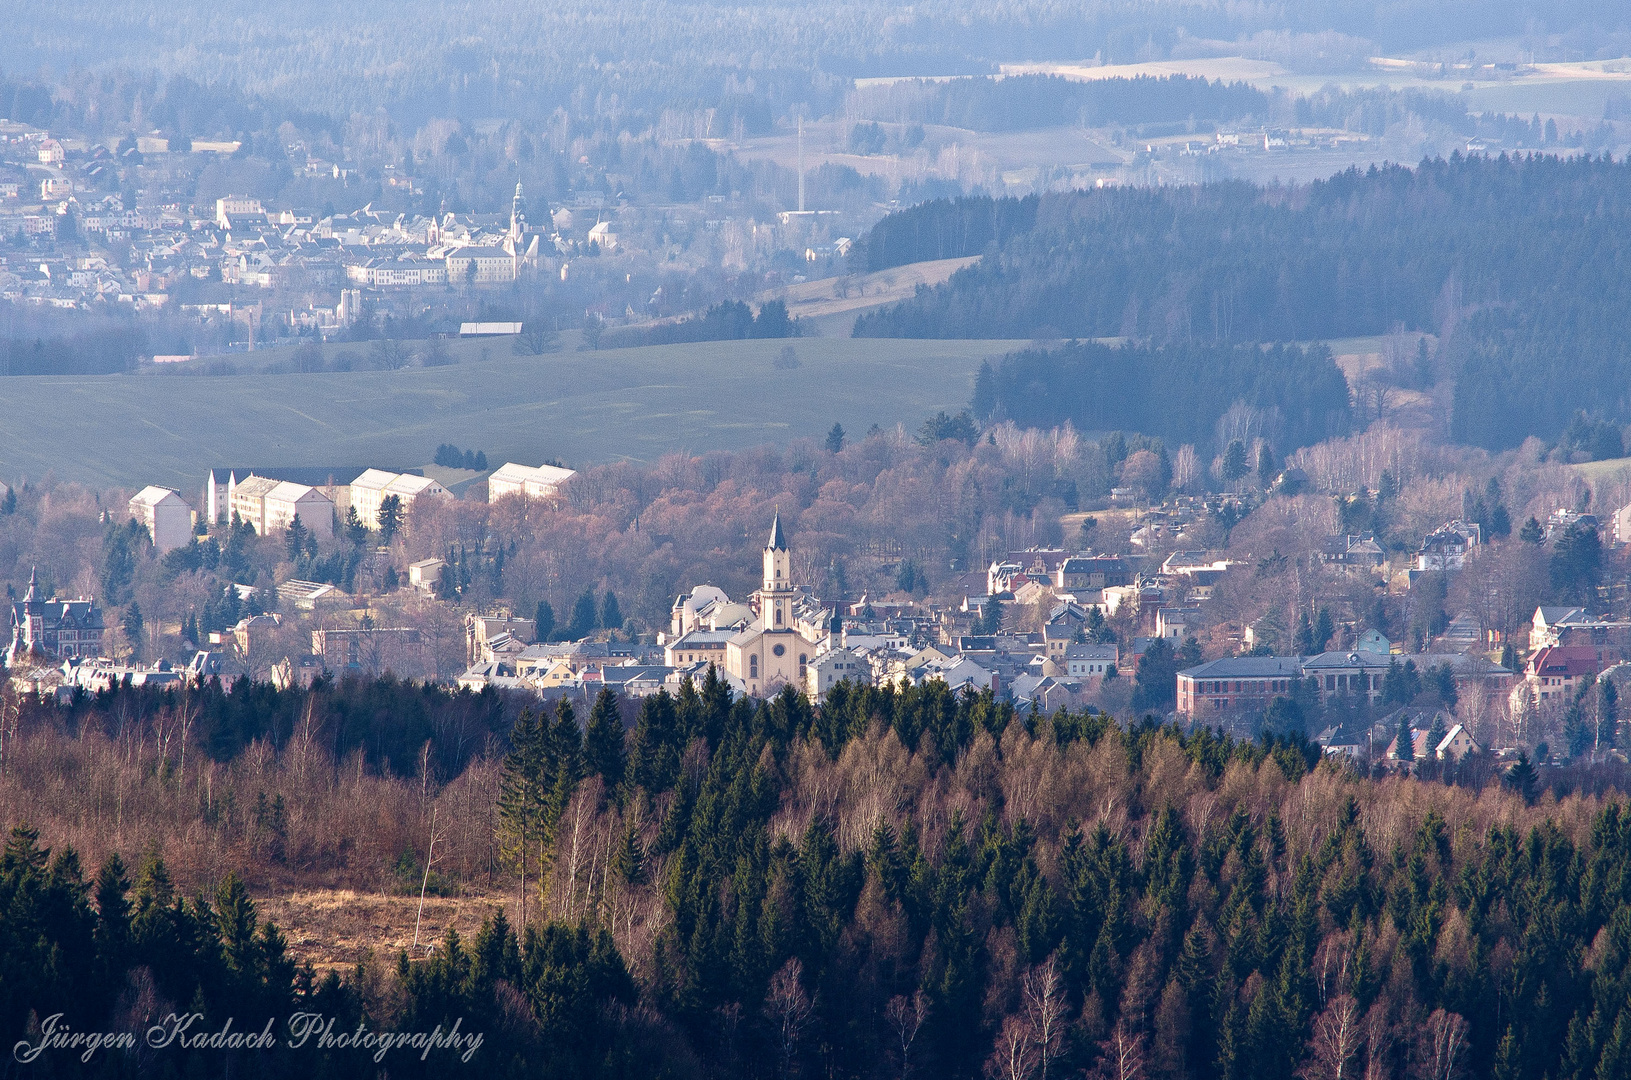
[767, 512, 787, 552]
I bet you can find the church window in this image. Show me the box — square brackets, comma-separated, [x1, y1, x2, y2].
[772, 644, 786, 657]
[750, 655, 758, 678]
[799, 654, 807, 678]
[775, 605, 783, 625]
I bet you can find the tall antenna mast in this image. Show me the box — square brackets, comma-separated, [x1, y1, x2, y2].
[797, 115, 805, 213]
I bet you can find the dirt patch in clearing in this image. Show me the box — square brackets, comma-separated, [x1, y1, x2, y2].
[257, 888, 512, 971]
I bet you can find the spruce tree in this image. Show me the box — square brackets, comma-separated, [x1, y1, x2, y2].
[585, 688, 626, 788]
[1395, 713, 1415, 764]
[534, 600, 555, 641]
[567, 589, 597, 639]
[498, 709, 549, 922]
[599, 591, 623, 631]
[825, 422, 845, 453]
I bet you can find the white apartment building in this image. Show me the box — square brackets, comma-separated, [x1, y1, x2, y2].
[444, 246, 516, 284]
[128, 486, 193, 552]
[216, 196, 264, 228]
[348, 469, 450, 529]
[229, 476, 334, 538]
[487, 461, 576, 502]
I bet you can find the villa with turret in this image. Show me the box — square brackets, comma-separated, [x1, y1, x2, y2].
[7, 569, 104, 665]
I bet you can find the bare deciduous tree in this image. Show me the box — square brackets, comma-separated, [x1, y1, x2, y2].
[986, 1014, 1038, 1080]
[886, 990, 929, 1079]
[765, 957, 813, 1080]
[1023, 953, 1067, 1080]
[1413, 1009, 1469, 1080]
[1300, 995, 1363, 1080]
[1095, 1021, 1146, 1080]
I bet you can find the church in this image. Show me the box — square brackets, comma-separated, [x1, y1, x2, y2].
[723, 514, 827, 697]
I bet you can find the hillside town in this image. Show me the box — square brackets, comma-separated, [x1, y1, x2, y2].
[11, 446, 1631, 791]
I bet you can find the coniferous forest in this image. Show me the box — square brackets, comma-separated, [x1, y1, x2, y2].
[854, 154, 1631, 451]
[5, 671, 1631, 1078]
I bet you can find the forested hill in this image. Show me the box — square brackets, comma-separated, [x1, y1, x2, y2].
[9, 676, 1631, 1080]
[976, 341, 1354, 453]
[853, 155, 1631, 449]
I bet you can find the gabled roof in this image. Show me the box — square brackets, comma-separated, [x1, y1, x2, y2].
[1529, 645, 1602, 678]
[130, 485, 185, 508]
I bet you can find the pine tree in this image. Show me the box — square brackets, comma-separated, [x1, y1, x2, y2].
[612, 821, 645, 886]
[1395, 713, 1415, 764]
[377, 494, 404, 543]
[567, 589, 597, 639]
[285, 513, 309, 561]
[585, 688, 626, 788]
[599, 591, 623, 631]
[498, 709, 550, 923]
[343, 506, 367, 546]
[1294, 611, 1315, 655]
[825, 422, 845, 453]
[1507, 752, 1538, 804]
[1314, 608, 1334, 653]
[122, 602, 144, 658]
[535, 600, 555, 642]
[1256, 443, 1277, 488]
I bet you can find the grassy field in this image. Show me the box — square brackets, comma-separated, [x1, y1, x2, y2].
[0, 337, 1023, 491]
[1572, 456, 1631, 483]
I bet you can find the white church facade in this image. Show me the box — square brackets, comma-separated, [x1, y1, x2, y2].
[722, 514, 828, 698]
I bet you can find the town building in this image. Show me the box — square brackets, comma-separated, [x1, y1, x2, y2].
[1178, 650, 1513, 716]
[723, 514, 828, 698]
[1385, 718, 1481, 766]
[1062, 644, 1118, 679]
[128, 486, 193, 552]
[229, 475, 334, 538]
[807, 647, 865, 697]
[348, 469, 450, 529]
[408, 559, 446, 591]
[1319, 534, 1386, 572]
[6, 570, 104, 663]
[487, 461, 577, 502]
[204, 468, 356, 526]
[445, 245, 516, 284]
[311, 627, 424, 675]
[1054, 555, 1133, 593]
[1176, 656, 1305, 715]
[1518, 645, 1603, 706]
[1414, 521, 1481, 573]
[467, 612, 536, 664]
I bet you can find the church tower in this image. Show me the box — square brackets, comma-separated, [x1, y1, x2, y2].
[761, 512, 794, 631]
[508, 182, 527, 248]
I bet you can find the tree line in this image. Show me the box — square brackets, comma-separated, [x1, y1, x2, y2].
[849, 75, 1269, 135]
[973, 340, 1354, 454]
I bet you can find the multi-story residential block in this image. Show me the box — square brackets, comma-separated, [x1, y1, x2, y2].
[348, 469, 450, 529]
[486, 461, 576, 502]
[128, 486, 193, 552]
[229, 475, 334, 538]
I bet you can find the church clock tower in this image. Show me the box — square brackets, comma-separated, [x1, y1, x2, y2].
[761, 512, 794, 630]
